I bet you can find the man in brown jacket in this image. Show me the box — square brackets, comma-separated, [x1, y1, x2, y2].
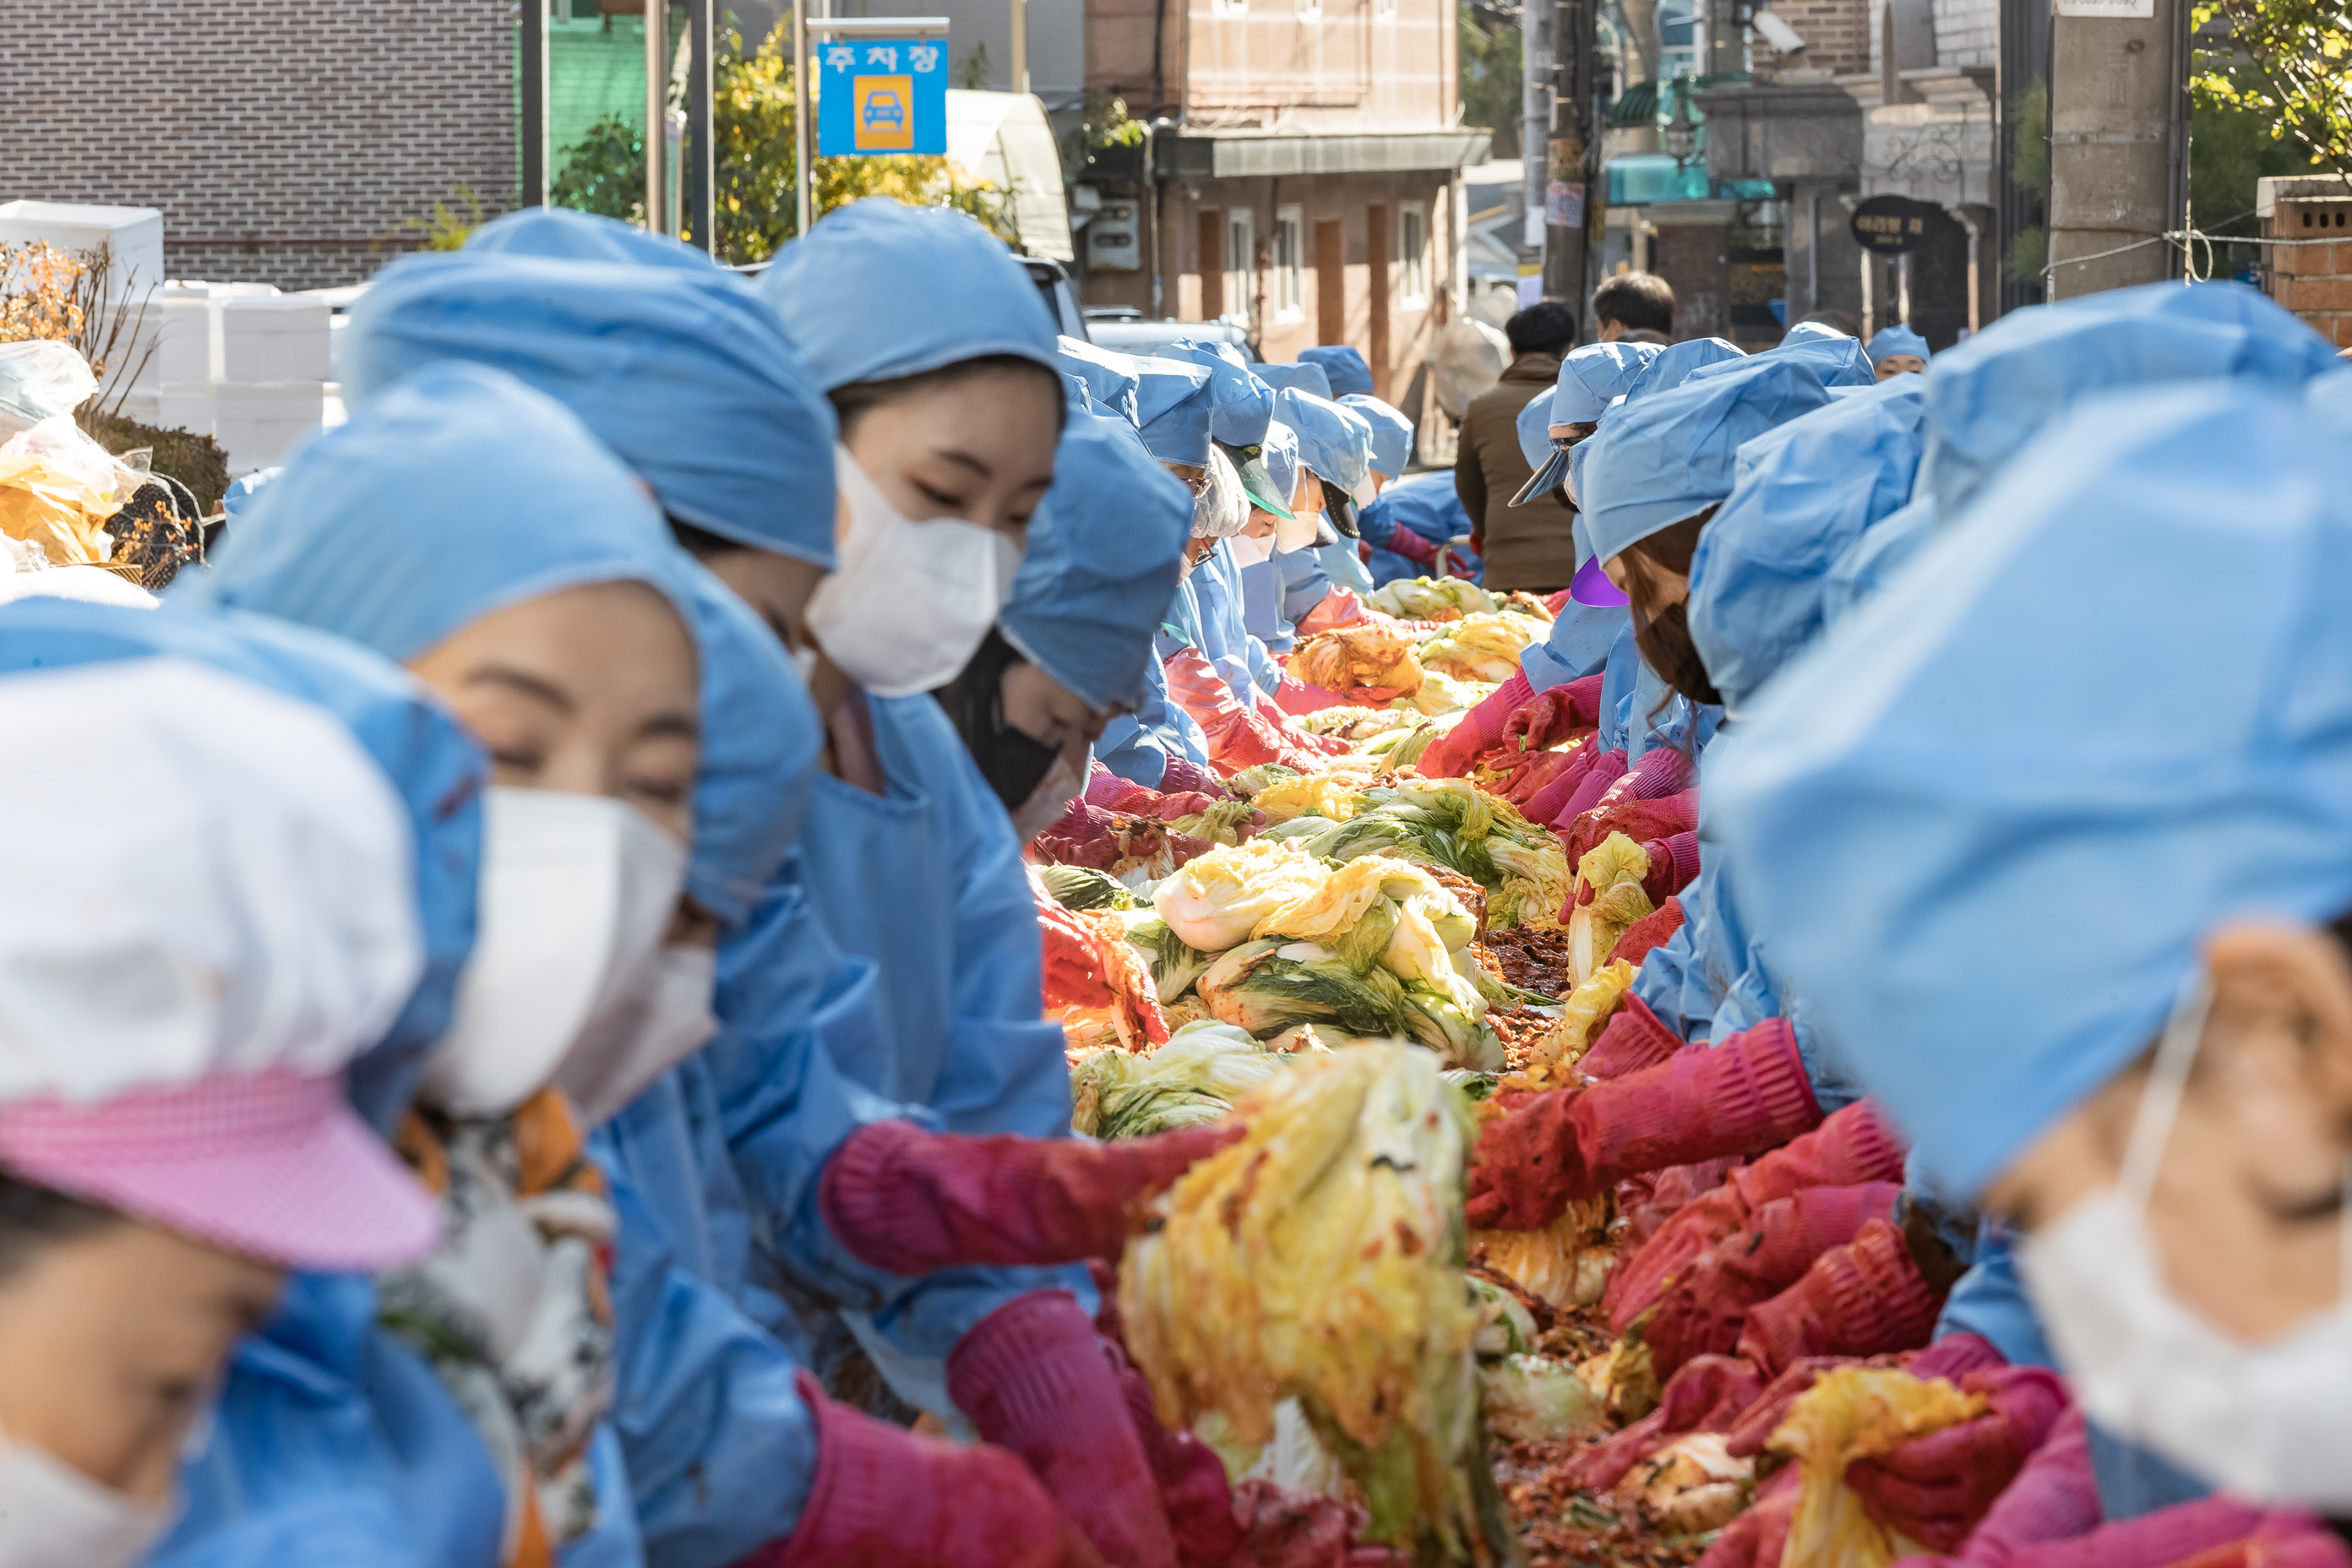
[1453, 302, 1581, 593]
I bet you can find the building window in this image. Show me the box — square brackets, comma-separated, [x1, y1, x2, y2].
[1214, 0, 1248, 16]
[1373, 0, 1395, 17]
[1398, 202, 1428, 305]
[1273, 206, 1305, 320]
[1296, 0, 1322, 20]
[1226, 209, 1256, 324]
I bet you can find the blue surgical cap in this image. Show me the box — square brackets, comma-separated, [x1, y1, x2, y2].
[1132, 357, 1216, 468]
[1261, 419, 1302, 507]
[466, 206, 719, 272]
[1580, 355, 1836, 566]
[1919, 280, 2340, 520]
[760, 197, 1059, 389]
[1298, 346, 1374, 398]
[1252, 362, 1335, 401]
[1516, 389, 1554, 471]
[1000, 403, 1193, 711]
[1685, 375, 1926, 715]
[1620, 337, 1745, 403]
[1712, 382, 2352, 1198]
[1341, 394, 1413, 479]
[1162, 340, 1275, 447]
[182, 362, 678, 666]
[1277, 386, 1371, 493]
[1720, 332, 1874, 389]
[349, 252, 840, 568]
[1779, 320, 1849, 346]
[671, 560, 822, 926]
[0, 597, 483, 1135]
[1059, 337, 1141, 425]
[1865, 324, 1930, 365]
[1553, 340, 1663, 424]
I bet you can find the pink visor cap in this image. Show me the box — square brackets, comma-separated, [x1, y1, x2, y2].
[0, 659, 440, 1271]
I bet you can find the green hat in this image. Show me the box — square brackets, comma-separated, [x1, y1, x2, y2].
[1216, 440, 1293, 520]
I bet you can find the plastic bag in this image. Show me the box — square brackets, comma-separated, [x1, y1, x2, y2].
[0, 416, 136, 566]
[0, 342, 97, 438]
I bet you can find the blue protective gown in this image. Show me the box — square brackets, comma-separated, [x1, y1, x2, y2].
[1277, 547, 1331, 628]
[1357, 472, 1477, 587]
[1237, 549, 1293, 655]
[1190, 543, 1279, 704]
[1096, 648, 1211, 788]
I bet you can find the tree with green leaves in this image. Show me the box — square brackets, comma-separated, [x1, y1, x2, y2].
[553, 20, 1016, 264]
[1459, 2, 1525, 161]
[2191, 0, 2350, 174]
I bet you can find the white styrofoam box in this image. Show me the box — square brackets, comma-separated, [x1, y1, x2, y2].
[0, 202, 166, 295]
[112, 384, 217, 438]
[214, 380, 325, 474]
[154, 285, 221, 385]
[221, 296, 330, 384]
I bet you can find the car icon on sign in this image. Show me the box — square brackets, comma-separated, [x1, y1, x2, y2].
[863, 90, 906, 131]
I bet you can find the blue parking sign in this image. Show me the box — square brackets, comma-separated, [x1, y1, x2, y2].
[818, 35, 948, 156]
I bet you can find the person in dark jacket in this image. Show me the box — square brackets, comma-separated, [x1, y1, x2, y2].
[1453, 302, 1578, 592]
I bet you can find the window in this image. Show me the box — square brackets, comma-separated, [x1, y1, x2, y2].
[1398, 202, 1428, 305]
[1373, 0, 1395, 17]
[1296, 0, 1322, 20]
[1225, 209, 1256, 324]
[1214, 0, 1249, 15]
[1273, 206, 1304, 320]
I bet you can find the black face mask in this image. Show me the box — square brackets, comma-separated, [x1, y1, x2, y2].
[937, 629, 1064, 809]
[1632, 596, 1723, 708]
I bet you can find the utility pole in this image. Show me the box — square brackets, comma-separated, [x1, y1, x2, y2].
[2043, 0, 2190, 296]
[687, 0, 715, 253]
[520, 0, 550, 206]
[1011, 0, 1029, 92]
[645, 0, 667, 231]
[1542, 0, 1598, 325]
[1522, 0, 1552, 282]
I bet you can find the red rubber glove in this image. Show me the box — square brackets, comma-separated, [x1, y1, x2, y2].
[1465, 1018, 1821, 1231]
[1930, 1403, 2101, 1562]
[1723, 1355, 1868, 1459]
[1416, 670, 1536, 778]
[1576, 989, 1685, 1081]
[1293, 585, 1379, 638]
[1636, 1181, 1900, 1380]
[821, 1119, 1241, 1274]
[1606, 897, 1687, 971]
[1533, 747, 1630, 830]
[1615, 1156, 1743, 1251]
[1271, 672, 1347, 716]
[1560, 1353, 1767, 1491]
[1501, 672, 1606, 751]
[1843, 1362, 2071, 1553]
[1693, 1463, 1799, 1568]
[1039, 897, 1172, 1047]
[1601, 743, 1696, 803]
[2162, 1518, 2352, 1568]
[950, 1292, 1179, 1568]
[1108, 1345, 1239, 1568]
[1486, 747, 1583, 806]
[1604, 1098, 1908, 1328]
[1734, 1217, 1946, 1375]
[1970, 1496, 2281, 1568]
[1382, 525, 1441, 569]
[1156, 755, 1228, 798]
[751, 1370, 1104, 1568]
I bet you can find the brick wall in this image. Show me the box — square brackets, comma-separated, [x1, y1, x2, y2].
[0, 0, 514, 291]
[1931, 0, 1996, 67]
[1768, 0, 1872, 78]
[2266, 195, 2352, 349]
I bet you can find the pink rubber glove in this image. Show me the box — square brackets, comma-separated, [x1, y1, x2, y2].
[1694, 1464, 1799, 1568]
[1382, 525, 1442, 568]
[1974, 1496, 2278, 1568]
[1530, 747, 1628, 830]
[1271, 672, 1347, 716]
[2162, 1519, 2352, 1568]
[1561, 788, 1700, 875]
[1465, 1018, 1820, 1232]
[1636, 1181, 1900, 1380]
[1156, 755, 1228, 798]
[822, 1119, 1240, 1274]
[1576, 991, 1686, 1081]
[1500, 672, 1606, 751]
[1843, 1362, 2070, 1553]
[1415, 669, 1536, 779]
[950, 1291, 1179, 1568]
[1605, 1099, 1908, 1328]
[1723, 1355, 1870, 1460]
[1614, 1155, 1741, 1251]
[1561, 1353, 1766, 1491]
[1604, 896, 1688, 973]
[1109, 1344, 1240, 1568]
[1639, 831, 1702, 905]
[750, 1370, 1104, 1568]
[1933, 1402, 2103, 1562]
[1734, 1217, 1945, 1376]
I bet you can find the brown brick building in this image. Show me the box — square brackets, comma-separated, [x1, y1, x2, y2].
[1, 0, 514, 291]
[2261, 176, 2352, 349]
[1075, 0, 1488, 399]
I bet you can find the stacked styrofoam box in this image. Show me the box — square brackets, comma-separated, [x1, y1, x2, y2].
[215, 292, 330, 475]
[119, 282, 223, 435]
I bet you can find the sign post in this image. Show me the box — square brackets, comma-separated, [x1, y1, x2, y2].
[791, 12, 950, 240]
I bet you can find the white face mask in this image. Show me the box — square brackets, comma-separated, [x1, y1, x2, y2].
[2017, 977, 2352, 1511]
[1226, 531, 1274, 568]
[0, 1428, 175, 1568]
[423, 789, 686, 1119]
[806, 446, 1019, 698]
[554, 943, 720, 1126]
[1010, 749, 1086, 845]
[1272, 505, 1320, 555]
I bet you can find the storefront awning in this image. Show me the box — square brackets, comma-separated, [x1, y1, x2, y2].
[1155, 130, 1492, 181]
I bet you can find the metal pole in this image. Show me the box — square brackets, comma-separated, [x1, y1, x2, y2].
[1011, 0, 1028, 92]
[645, 0, 666, 231]
[794, 0, 813, 237]
[688, 0, 714, 253]
[2044, 0, 2184, 297]
[1522, 0, 1549, 271]
[520, 0, 550, 206]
